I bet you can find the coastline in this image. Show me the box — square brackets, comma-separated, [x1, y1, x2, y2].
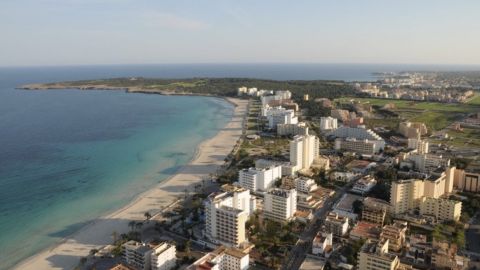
[13, 97, 248, 270]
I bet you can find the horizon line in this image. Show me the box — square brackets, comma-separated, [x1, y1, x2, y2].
[2, 62, 480, 69]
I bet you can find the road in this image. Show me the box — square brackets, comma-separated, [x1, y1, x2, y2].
[466, 211, 480, 257]
[282, 184, 351, 270]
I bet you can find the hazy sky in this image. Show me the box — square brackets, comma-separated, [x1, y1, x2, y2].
[1, 0, 479, 66]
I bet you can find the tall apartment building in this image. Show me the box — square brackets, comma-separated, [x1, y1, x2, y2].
[187, 245, 249, 270]
[263, 188, 297, 222]
[328, 126, 385, 153]
[151, 242, 177, 270]
[407, 138, 429, 154]
[390, 179, 425, 215]
[399, 122, 428, 139]
[419, 197, 462, 222]
[324, 212, 349, 236]
[358, 239, 400, 270]
[122, 240, 153, 270]
[453, 168, 480, 193]
[238, 165, 282, 192]
[319, 116, 338, 131]
[290, 134, 320, 172]
[390, 169, 455, 215]
[205, 187, 252, 247]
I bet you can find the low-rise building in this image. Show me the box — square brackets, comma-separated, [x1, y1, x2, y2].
[419, 197, 462, 222]
[380, 221, 407, 253]
[324, 212, 349, 237]
[295, 177, 318, 193]
[333, 193, 362, 221]
[358, 239, 401, 270]
[335, 138, 384, 154]
[312, 232, 333, 257]
[277, 122, 309, 136]
[352, 175, 377, 195]
[299, 256, 326, 270]
[362, 197, 390, 225]
[350, 222, 381, 241]
[187, 245, 249, 270]
[431, 240, 469, 270]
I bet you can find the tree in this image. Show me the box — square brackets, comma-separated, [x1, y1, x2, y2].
[144, 211, 152, 221]
[352, 200, 363, 215]
[135, 222, 143, 232]
[128, 221, 136, 232]
[111, 231, 118, 244]
[185, 240, 192, 256]
[79, 257, 87, 266]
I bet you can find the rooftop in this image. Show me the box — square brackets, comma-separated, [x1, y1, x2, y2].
[350, 222, 381, 240]
[299, 256, 326, 270]
[268, 187, 294, 198]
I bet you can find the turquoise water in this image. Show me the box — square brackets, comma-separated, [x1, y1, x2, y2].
[0, 80, 232, 269]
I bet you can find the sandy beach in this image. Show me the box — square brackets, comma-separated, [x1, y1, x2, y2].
[13, 97, 248, 270]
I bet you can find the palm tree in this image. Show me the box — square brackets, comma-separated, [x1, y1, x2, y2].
[135, 222, 143, 232]
[144, 211, 152, 221]
[185, 240, 192, 257]
[111, 231, 118, 244]
[128, 221, 136, 232]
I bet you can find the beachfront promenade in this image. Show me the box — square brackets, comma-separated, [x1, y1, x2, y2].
[13, 98, 249, 270]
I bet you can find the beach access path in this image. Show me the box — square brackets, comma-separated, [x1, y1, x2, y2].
[13, 97, 248, 270]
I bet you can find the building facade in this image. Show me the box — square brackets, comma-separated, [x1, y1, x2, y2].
[151, 242, 176, 270]
[205, 187, 251, 247]
[238, 165, 282, 192]
[419, 197, 462, 222]
[263, 188, 297, 222]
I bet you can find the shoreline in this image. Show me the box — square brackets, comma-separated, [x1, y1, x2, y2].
[13, 97, 248, 270]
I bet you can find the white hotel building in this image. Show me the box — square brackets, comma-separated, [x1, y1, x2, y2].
[151, 242, 177, 270]
[238, 165, 282, 192]
[319, 116, 338, 131]
[264, 188, 297, 222]
[262, 106, 298, 129]
[290, 134, 320, 172]
[205, 186, 252, 247]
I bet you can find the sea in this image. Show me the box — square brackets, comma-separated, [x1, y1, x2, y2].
[0, 63, 479, 269]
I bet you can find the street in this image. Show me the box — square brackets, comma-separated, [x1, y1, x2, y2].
[282, 184, 351, 270]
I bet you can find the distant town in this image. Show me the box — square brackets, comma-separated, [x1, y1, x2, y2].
[25, 73, 480, 270]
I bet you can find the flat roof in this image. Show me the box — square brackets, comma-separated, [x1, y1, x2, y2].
[299, 256, 326, 270]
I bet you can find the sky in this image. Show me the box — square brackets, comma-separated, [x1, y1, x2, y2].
[1, 0, 480, 66]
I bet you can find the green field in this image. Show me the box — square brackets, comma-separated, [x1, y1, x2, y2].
[431, 128, 480, 148]
[335, 96, 480, 131]
[467, 94, 480, 106]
